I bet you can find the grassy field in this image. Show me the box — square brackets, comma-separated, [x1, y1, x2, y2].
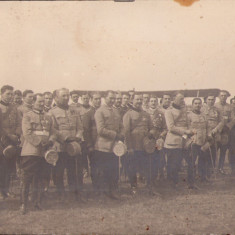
[0, 167, 235, 234]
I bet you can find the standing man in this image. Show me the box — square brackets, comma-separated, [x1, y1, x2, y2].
[17, 90, 34, 118]
[123, 94, 154, 194]
[49, 88, 84, 201]
[142, 93, 150, 112]
[187, 98, 208, 182]
[159, 93, 171, 114]
[121, 92, 130, 117]
[94, 90, 124, 198]
[146, 96, 167, 183]
[0, 85, 21, 199]
[164, 92, 194, 188]
[113, 92, 122, 115]
[83, 92, 101, 193]
[20, 94, 56, 214]
[201, 94, 223, 178]
[215, 90, 235, 174]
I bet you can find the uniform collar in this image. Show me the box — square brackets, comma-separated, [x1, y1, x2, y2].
[57, 103, 69, 110]
[172, 103, 181, 110]
[23, 101, 33, 109]
[0, 100, 10, 106]
[33, 108, 44, 114]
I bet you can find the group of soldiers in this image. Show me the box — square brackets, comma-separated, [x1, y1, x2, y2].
[0, 85, 235, 215]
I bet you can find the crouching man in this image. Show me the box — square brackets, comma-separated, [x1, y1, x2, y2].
[20, 94, 56, 214]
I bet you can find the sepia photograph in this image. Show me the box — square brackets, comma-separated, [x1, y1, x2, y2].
[0, 0, 235, 233]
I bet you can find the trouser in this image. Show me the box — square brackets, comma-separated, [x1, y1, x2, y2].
[94, 151, 119, 193]
[148, 150, 161, 183]
[191, 144, 207, 180]
[159, 149, 166, 178]
[229, 126, 235, 175]
[42, 162, 52, 190]
[20, 156, 45, 206]
[120, 153, 129, 179]
[52, 152, 83, 195]
[81, 142, 89, 172]
[166, 148, 193, 186]
[127, 151, 153, 187]
[89, 150, 100, 190]
[205, 144, 216, 178]
[217, 144, 229, 170]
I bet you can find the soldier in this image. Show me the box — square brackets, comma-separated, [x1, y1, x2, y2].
[77, 93, 92, 178]
[0, 85, 21, 199]
[43, 92, 53, 113]
[201, 94, 223, 178]
[142, 93, 150, 111]
[215, 90, 235, 174]
[13, 90, 23, 107]
[17, 90, 34, 118]
[20, 94, 56, 214]
[94, 90, 124, 198]
[123, 94, 154, 194]
[164, 92, 195, 189]
[70, 90, 81, 108]
[187, 98, 208, 182]
[83, 92, 101, 192]
[49, 88, 84, 201]
[146, 96, 167, 184]
[229, 96, 235, 175]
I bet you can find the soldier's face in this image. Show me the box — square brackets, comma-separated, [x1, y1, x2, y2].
[133, 95, 143, 109]
[105, 92, 116, 106]
[71, 94, 78, 103]
[92, 94, 101, 108]
[14, 95, 22, 104]
[162, 95, 171, 107]
[192, 100, 202, 112]
[44, 94, 53, 107]
[122, 95, 129, 106]
[34, 96, 44, 111]
[1, 89, 14, 103]
[24, 93, 34, 105]
[149, 98, 157, 109]
[115, 95, 122, 107]
[174, 94, 185, 107]
[57, 90, 70, 106]
[143, 95, 149, 105]
[206, 96, 215, 106]
[219, 92, 228, 103]
[82, 95, 90, 106]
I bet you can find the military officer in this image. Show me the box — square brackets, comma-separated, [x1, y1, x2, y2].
[187, 98, 208, 182]
[20, 93, 56, 214]
[164, 92, 194, 188]
[0, 85, 21, 199]
[215, 90, 235, 174]
[146, 96, 167, 183]
[94, 90, 124, 198]
[121, 93, 130, 116]
[83, 92, 101, 192]
[201, 94, 223, 178]
[17, 90, 34, 118]
[113, 92, 122, 116]
[70, 90, 81, 108]
[123, 94, 154, 194]
[49, 88, 84, 201]
[159, 93, 171, 114]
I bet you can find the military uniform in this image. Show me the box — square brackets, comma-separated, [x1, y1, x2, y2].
[0, 101, 21, 197]
[17, 103, 33, 118]
[49, 105, 84, 198]
[187, 110, 208, 181]
[123, 107, 154, 189]
[214, 102, 235, 171]
[21, 109, 56, 210]
[164, 104, 192, 186]
[146, 107, 167, 182]
[94, 103, 124, 194]
[83, 106, 99, 190]
[201, 104, 223, 177]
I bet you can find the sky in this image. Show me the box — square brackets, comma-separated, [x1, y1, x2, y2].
[0, 0, 235, 96]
